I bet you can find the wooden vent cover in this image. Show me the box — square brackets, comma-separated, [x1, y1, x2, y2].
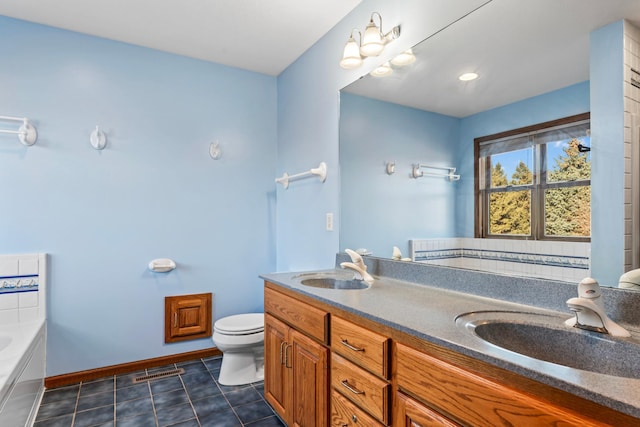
[165, 293, 212, 343]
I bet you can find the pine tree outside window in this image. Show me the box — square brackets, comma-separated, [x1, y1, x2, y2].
[474, 113, 591, 241]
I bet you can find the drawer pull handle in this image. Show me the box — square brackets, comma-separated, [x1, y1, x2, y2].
[341, 379, 365, 395]
[341, 339, 365, 352]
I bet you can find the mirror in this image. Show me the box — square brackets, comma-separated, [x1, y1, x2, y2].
[339, 0, 640, 285]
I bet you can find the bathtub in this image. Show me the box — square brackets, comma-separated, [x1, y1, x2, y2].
[0, 319, 46, 427]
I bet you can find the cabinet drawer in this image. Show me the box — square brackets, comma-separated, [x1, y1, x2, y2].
[395, 343, 603, 427]
[331, 315, 389, 378]
[331, 389, 384, 427]
[396, 392, 461, 427]
[331, 353, 390, 424]
[264, 286, 328, 343]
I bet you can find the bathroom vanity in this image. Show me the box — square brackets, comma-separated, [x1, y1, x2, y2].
[261, 258, 640, 426]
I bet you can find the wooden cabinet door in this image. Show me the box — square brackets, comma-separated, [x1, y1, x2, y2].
[396, 392, 460, 427]
[264, 314, 291, 422]
[164, 293, 211, 343]
[290, 328, 328, 427]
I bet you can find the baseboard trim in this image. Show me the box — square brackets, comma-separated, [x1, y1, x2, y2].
[45, 347, 222, 389]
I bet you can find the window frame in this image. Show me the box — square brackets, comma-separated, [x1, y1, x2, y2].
[474, 112, 591, 241]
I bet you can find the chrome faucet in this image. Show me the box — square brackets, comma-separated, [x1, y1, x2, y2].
[564, 277, 630, 337]
[340, 249, 374, 284]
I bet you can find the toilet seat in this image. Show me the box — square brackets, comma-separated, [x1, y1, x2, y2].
[214, 313, 264, 335]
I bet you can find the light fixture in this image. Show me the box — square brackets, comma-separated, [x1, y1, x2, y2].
[361, 12, 400, 57]
[339, 12, 400, 69]
[390, 49, 416, 67]
[459, 72, 479, 81]
[339, 29, 363, 69]
[370, 62, 393, 78]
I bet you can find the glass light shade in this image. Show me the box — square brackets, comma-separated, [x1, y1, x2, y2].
[370, 62, 392, 78]
[360, 21, 385, 56]
[459, 72, 479, 81]
[390, 49, 416, 67]
[339, 37, 363, 69]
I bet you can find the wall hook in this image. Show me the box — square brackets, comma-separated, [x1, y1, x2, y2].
[385, 161, 395, 175]
[90, 126, 107, 150]
[209, 141, 222, 159]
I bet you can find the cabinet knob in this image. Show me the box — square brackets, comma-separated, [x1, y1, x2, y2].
[351, 414, 358, 422]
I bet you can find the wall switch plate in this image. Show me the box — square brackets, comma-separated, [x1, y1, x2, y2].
[326, 213, 334, 231]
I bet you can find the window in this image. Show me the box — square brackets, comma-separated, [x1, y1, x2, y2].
[474, 113, 590, 241]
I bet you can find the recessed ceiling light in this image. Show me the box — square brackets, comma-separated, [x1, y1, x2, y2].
[459, 72, 479, 81]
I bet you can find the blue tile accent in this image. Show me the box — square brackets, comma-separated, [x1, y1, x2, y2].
[414, 247, 589, 269]
[0, 274, 39, 294]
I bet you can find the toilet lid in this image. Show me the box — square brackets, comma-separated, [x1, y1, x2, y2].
[215, 313, 264, 334]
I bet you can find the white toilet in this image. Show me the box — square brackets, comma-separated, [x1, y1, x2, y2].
[212, 313, 265, 386]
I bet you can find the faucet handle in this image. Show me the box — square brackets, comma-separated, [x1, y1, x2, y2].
[577, 277, 602, 299]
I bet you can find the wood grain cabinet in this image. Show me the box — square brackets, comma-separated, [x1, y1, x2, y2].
[395, 392, 460, 427]
[164, 293, 211, 343]
[264, 286, 329, 427]
[330, 315, 390, 426]
[394, 342, 612, 427]
[263, 282, 639, 427]
[331, 390, 383, 427]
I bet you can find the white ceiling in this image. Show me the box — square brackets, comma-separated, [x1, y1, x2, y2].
[343, 0, 640, 118]
[0, 0, 362, 76]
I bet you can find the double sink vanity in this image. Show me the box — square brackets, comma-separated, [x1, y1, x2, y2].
[261, 255, 640, 426]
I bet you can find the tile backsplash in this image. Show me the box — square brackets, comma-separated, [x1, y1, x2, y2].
[0, 253, 47, 323]
[410, 238, 590, 283]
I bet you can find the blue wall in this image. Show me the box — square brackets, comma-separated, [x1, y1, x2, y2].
[338, 83, 590, 256]
[275, 0, 491, 270]
[0, 17, 277, 376]
[590, 21, 625, 286]
[340, 93, 459, 257]
[456, 81, 591, 236]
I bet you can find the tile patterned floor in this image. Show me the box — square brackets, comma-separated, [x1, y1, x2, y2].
[34, 356, 284, 427]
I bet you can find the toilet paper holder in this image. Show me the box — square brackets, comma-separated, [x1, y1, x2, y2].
[148, 258, 176, 273]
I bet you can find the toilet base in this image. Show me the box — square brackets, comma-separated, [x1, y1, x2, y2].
[217, 352, 265, 386]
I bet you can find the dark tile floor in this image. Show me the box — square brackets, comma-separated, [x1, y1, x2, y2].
[34, 356, 284, 427]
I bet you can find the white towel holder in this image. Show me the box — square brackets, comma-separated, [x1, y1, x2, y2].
[0, 115, 37, 146]
[276, 162, 327, 189]
[412, 164, 460, 181]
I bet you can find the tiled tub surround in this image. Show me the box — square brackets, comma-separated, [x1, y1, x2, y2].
[411, 238, 590, 283]
[261, 255, 640, 419]
[0, 253, 47, 426]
